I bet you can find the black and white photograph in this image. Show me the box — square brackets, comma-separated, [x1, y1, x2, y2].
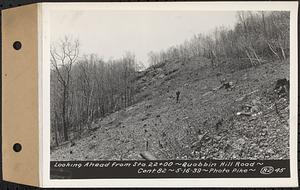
[0, 1, 297, 188]
[49, 8, 291, 162]
[39, 2, 299, 187]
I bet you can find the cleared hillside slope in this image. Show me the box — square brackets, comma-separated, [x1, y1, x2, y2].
[51, 58, 289, 161]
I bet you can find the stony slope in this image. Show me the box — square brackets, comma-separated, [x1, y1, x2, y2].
[51, 58, 289, 161]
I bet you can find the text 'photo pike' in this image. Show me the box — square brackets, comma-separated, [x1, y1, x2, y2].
[50, 9, 290, 162]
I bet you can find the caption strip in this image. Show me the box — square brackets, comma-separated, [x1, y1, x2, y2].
[50, 160, 290, 179]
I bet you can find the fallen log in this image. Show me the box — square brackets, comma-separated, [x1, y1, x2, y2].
[191, 132, 208, 148]
[202, 91, 213, 97]
[243, 104, 253, 108]
[140, 151, 157, 160]
[197, 131, 208, 141]
[212, 84, 224, 91]
[235, 90, 259, 102]
[236, 112, 252, 116]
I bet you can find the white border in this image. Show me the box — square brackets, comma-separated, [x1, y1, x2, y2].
[39, 1, 299, 188]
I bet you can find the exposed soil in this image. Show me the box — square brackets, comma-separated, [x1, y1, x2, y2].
[51, 58, 289, 161]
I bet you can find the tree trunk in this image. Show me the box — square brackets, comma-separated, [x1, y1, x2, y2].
[54, 112, 59, 146]
[267, 42, 280, 60]
[250, 47, 261, 65]
[280, 43, 286, 60]
[245, 50, 254, 66]
[62, 88, 69, 142]
[87, 84, 95, 129]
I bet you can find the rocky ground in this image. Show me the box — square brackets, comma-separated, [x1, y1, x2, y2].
[51, 57, 290, 161]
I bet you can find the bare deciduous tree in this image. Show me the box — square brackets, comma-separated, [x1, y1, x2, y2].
[51, 36, 79, 142]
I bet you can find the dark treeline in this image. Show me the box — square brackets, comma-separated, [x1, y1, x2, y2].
[50, 37, 138, 146]
[50, 11, 290, 147]
[148, 11, 289, 67]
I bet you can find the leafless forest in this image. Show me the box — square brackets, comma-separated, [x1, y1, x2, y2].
[51, 11, 290, 160]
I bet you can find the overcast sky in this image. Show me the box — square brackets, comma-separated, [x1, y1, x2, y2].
[50, 10, 237, 65]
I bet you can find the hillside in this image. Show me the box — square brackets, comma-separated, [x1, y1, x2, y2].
[51, 57, 289, 161]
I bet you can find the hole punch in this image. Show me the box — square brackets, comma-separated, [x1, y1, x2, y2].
[13, 143, 22, 152]
[13, 41, 22, 50]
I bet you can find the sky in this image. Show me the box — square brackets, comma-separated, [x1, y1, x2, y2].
[50, 10, 237, 66]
